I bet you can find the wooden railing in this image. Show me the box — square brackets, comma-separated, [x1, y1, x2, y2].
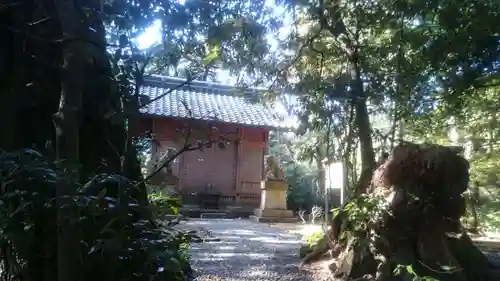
[239, 195, 260, 201]
[220, 195, 236, 203]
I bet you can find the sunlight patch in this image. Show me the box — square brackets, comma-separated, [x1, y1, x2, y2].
[248, 236, 301, 244]
[216, 246, 236, 251]
[212, 252, 272, 259]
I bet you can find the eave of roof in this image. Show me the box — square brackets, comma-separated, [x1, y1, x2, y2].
[139, 75, 293, 130]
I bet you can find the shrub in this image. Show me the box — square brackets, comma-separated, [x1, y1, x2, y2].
[0, 149, 193, 281]
[302, 230, 325, 246]
[299, 230, 325, 258]
[148, 192, 182, 217]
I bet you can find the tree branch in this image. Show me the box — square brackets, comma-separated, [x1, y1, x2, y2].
[138, 72, 203, 109]
[267, 29, 322, 92]
[316, 0, 354, 56]
[136, 123, 236, 187]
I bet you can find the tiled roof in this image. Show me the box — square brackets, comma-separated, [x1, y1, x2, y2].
[139, 75, 290, 129]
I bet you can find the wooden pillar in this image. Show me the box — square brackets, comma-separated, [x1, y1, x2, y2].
[148, 135, 160, 171]
[235, 128, 243, 202]
[151, 119, 159, 166]
[234, 142, 240, 191]
[178, 149, 185, 193]
[262, 129, 270, 180]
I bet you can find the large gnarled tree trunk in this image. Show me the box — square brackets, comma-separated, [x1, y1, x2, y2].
[302, 143, 500, 281]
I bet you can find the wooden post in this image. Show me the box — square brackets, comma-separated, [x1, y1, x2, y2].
[234, 141, 240, 191]
[323, 158, 329, 223]
[235, 128, 243, 202]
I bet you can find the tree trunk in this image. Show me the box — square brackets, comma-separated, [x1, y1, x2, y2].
[316, 145, 327, 197]
[467, 136, 482, 233]
[468, 181, 480, 233]
[53, 0, 85, 280]
[349, 55, 375, 195]
[126, 72, 148, 203]
[0, 0, 61, 153]
[315, 2, 375, 195]
[0, 1, 153, 278]
[304, 143, 500, 281]
[78, 1, 149, 206]
[349, 140, 359, 188]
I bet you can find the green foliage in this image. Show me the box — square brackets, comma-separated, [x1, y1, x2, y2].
[105, 0, 280, 84]
[302, 230, 324, 247]
[285, 164, 321, 210]
[408, 84, 500, 232]
[269, 132, 322, 211]
[0, 149, 192, 281]
[148, 192, 182, 218]
[331, 193, 391, 257]
[394, 263, 461, 281]
[299, 229, 327, 258]
[266, 0, 500, 206]
[333, 194, 389, 235]
[473, 194, 500, 233]
[394, 264, 440, 281]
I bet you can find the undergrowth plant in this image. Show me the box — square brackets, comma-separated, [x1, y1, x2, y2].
[0, 149, 193, 281]
[331, 194, 444, 281]
[148, 192, 182, 218]
[302, 230, 324, 246]
[331, 193, 390, 247]
[394, 265, 441, 281]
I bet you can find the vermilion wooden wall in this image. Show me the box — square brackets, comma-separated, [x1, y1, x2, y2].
[138, 117, 268, 208]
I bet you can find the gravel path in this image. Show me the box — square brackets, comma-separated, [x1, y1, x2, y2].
[177, 219, 330, 281]
[178, 219, 500, 281]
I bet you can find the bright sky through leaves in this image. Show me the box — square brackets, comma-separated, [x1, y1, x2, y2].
[134, 0, 298, 128]
[136, 0, 290, 84]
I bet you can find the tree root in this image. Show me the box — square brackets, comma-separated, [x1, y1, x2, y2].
[300, 210, 344, 267]
[322, 228, 500, 281]
[299, 143, 500, 281]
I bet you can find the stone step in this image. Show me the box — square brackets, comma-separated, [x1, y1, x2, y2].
[180, 206, 254, 218]
[164, 214, 187, 221]
[200, 212, 228, 219]
[250, 215, 300, 223]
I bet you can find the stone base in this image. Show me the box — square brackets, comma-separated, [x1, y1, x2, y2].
[254, 208, 294, 217]
[179, 205, 254, 218]
[249, 215, 299, 223]
[250, 208, 299, 223]
[250, 180, 298, 223]
[260, 180, 288, 210]
[200, 212, 228, 219]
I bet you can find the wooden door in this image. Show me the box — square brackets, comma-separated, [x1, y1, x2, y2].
[182, 144, 213, 193]
[239, 143, 264, 194]
[210, 142, 237, 194]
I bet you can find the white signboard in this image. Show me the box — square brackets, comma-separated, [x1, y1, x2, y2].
[324, 161, 346, 206]
[325, 161, 344, 190]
